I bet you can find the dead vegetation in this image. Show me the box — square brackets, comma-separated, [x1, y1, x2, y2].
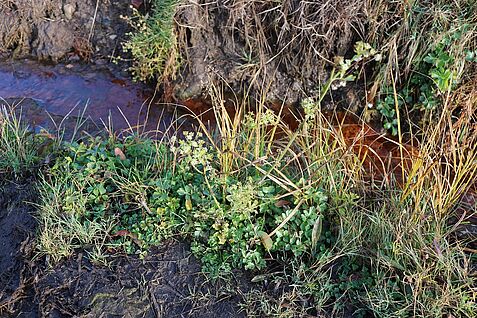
[1, 1, 477, 317]
[173, 0, 367, 102]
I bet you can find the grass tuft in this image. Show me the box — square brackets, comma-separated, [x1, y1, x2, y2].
[121, 0, 180, 82]
[0, 101, 54, 177]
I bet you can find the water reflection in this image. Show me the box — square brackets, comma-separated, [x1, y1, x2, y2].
[0, 59, 186, 136]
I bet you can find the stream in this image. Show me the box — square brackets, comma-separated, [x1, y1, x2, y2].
[0, 59, 187, 136]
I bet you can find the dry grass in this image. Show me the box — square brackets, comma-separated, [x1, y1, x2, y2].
[364, 0, 477, 98]
[173, 0, 366, 99]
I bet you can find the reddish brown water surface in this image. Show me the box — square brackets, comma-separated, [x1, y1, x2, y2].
[0, 59, 184, 135]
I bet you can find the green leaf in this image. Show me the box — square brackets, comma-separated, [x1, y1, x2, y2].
[423, 55, 436, 65]
[466, 50, 475, 62]
[185, 198, 193, 211]
[261, 186, 275, 194]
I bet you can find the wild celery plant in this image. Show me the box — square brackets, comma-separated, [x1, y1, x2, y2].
[121, 0, 179, 82]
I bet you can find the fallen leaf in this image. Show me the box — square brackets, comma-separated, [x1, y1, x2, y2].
[275, 200, 290, 208]
[114, 147, 126, 160]
[112, 230, 142, 247]
[251, 274, 268, 283]
[131, 0, 143, 9]
[311, 214, 323, 250]
[258, 231, 273, 251]
[185, 198, 193, 211]
[112, 230, 132, 237]
[37, 132, 56, 139]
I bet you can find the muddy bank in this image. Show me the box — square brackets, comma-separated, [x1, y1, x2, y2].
[0, 0, 366, 107]
[0, 0, 129, 62]
[34, 241, 249, 318]
[173, 0, 364, 104]
[0, 180, 38, 317]
[0, 180, 251, 317]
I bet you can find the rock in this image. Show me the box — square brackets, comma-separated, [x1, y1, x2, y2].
[33, 21, 74, 62]
[63, 4, 76, 20]
[68, 55, 81, 62]
[94, 58, 108, 65]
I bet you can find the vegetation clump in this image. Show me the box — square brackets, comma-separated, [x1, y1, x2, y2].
[2, 1, 477, 317]
[0, 103, 54, 177]
[27, 39, 477, 316]
[121, 0, 179, 82]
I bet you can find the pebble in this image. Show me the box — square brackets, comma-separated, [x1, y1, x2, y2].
[68, 55, 81, 62]
[95, 59, 108, 65]
[63, 4, 76, 20]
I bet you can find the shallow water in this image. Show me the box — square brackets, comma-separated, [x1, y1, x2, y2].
[0, 59, 182, 135]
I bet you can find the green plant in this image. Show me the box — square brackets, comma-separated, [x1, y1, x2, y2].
[121, 0, 179, 82]
[36, 171, 115, 263]
[0, 103, 55, 177]
[375, 30, 469, 135]
[376, 87, 409, 136]
[368, 1, 477, 134]
[272, 187, 328, 256]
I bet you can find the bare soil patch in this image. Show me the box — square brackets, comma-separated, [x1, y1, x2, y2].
[0, 180, 38, 317]
[0, 181, 250, 318]
[0, 0, 129, 62]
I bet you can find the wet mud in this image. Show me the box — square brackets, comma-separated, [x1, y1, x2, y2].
[0, 180, 38, 317]
[34, 242, 248, 318]
[0, 0, 130, 62]
[0, 181, 250, 317]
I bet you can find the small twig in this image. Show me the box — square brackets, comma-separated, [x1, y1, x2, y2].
[89, 0, 100, 42]
[148, 282, 161, 318]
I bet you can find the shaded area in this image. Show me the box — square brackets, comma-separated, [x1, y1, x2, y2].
[0, 180, 38, 317]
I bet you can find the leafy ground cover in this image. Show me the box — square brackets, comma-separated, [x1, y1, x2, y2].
[1, 1, 477, 317]
[25, 50, 477, 316]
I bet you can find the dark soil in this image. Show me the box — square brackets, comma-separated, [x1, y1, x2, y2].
[0, 179, 38, 317]
[34, 242, 249, 318]
[0, 180, 251, 317]
[0, 0, 130, 63]
[0, 0, 365, 106]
